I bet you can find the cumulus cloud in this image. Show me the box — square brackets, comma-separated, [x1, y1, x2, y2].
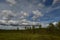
[53, 0, 59, 5]
[41, 23, 49, 28]
[0, 19, 40, 25]
[42, 0, 46, 3]
[8, 20, 19, 24]
[0, 19, 48, 26]
[6, 0, 16, 6]
[0, 20, 19, 25]
[0, 10, 29, 22]
[18, 19, 29, 25]
[0, 20, 7, 24]
[32, 10, 43, 17]
[1, 10, 16, 20]
[19, 11, 29, 19]
[20, 19, 41, 25]
[32, 10, 43, 20]
[20, 11, 29, 17]
[38, 3, 45, 8]
[53, 22, 57, 25]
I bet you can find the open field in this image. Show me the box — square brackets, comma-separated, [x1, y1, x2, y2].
[0, 30, 60, 40]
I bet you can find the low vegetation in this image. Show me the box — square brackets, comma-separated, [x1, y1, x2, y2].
[0, 22, 60, 40]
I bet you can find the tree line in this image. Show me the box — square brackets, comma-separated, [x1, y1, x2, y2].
[22, 22, 60, 34]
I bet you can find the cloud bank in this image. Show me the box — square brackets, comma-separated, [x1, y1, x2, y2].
[0, 0, 59, 29]
[6, 0, 17, 6]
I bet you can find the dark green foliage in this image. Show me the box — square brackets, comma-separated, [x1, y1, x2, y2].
[32, 25, 35, 29]
[29, 27, 31, 30]
[32, 25, 35, 33]
[17, 27, 19, 30]
[47, 23, 55, 32]
[39, 25, 42, 29]
[56, 22, 60, 30]
[25, 26, 27, 30]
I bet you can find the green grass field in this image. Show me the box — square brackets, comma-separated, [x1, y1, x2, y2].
[0, 30, 60, 40]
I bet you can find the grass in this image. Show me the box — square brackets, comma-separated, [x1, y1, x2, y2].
[0, 29, 60, 40]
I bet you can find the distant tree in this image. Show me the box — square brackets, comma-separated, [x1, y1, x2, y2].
[47, 23, 55, 32]
[29, 27, 31, 30]
[38, 25, 42, 33]
[39, 25, 42, 29]
[25, 26, 31, 30]
[32, 25, 35, 29]
[56, 22, 60, 30]
[17, 27, 19, 30]
[25, 26, 27, 30]
[32, 25, 35, 33]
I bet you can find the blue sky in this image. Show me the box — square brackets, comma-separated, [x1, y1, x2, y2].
[0, 0, 60, 26]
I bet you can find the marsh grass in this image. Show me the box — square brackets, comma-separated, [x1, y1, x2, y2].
[0, 29, 60, 40]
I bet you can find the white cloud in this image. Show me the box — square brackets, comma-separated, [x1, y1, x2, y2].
[0, 0, 60, 30]
[0, 20, 7, 24]
[19, 19, 41, 25]
[32, 10, 43, 17]
[53, 22, 57, 25]
[46, 6, 60, 13]
[2, 10, 13, 15]
[0, 20, 19, 25]
[6, 0, 16, 6]
[21, 11, 29, 17]
[53, 0, 58, 5]
[0, 19, 40, 25]
[1, 10, 16, 20]
[41, 23, 49, 28]
[43, 0, 46, 3]
[8, 20, 19, 24]
[38, 3, 45, 8]
[32, 10, 43, 20]
[19, 11, 29, 19]
[9, 18, 40, 25]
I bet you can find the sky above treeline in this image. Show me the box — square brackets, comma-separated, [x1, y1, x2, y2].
[0, 0, 60, 26]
